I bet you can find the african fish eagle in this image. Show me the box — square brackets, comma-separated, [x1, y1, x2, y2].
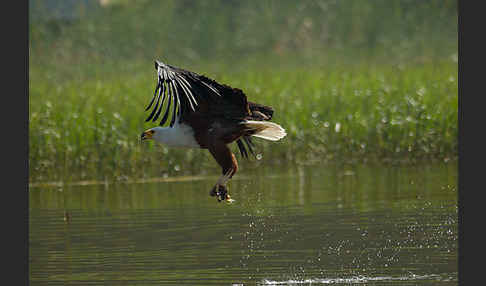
[141, 61, 286, 202]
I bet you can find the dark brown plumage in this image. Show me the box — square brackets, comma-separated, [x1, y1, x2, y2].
[141, 61, 286, 202]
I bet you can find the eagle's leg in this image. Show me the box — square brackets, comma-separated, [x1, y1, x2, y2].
[208, 141, 238, 203]
[209, 168, 234, 202]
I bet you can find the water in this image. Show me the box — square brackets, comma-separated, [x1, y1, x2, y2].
[29, 162, 458, 285]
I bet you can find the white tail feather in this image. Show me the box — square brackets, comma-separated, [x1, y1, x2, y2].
[244, 120, 287, 141]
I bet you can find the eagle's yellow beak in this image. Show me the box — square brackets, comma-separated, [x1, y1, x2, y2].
[141, 130, 154, 141]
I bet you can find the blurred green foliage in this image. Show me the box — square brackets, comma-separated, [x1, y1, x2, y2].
[30, 0, 457, 78]
[29, 0, 457, 183]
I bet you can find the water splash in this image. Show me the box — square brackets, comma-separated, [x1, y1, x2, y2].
[259, 273, 454, 285]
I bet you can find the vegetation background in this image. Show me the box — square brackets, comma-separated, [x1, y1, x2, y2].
[29, 0, 458, 184]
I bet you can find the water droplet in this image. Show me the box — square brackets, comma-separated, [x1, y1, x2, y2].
[335, 122, 341, 133]
[416, 87, 426, 96]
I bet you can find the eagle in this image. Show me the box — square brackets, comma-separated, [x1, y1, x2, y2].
[141, 61, 286, 202]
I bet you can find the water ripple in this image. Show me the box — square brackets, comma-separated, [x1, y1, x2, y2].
[260, 272, 457, 285]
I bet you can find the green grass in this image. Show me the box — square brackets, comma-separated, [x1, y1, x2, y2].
[29, 59, 457, 183]
[28, 0, 457, 183]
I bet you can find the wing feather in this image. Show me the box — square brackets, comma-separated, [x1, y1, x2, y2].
[145, 60, 248, 127]
[160, 83, 173, 126]
[145, 81, 160, 111]
[236, 139, 248, 158]
[170, 81, 180, 127]
[152, 82, 167, 122]
[145, 81, 163, 122]
[201, 80, 221, 97]
[175, 75, 197, 110]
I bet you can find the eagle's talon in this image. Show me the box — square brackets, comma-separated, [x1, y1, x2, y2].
[210, 184, 229, 202]
[218, 188, 227, 202]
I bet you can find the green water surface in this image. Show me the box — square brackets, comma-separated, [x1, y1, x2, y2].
[29, 162, 458, 285]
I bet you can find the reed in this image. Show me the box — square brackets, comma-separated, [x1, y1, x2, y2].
[29, 59, 457, 183]
[29, 0, 457, 183]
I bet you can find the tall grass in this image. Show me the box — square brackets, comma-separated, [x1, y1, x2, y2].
[29, 0, 457, 183]
[29, 60, 457, 183]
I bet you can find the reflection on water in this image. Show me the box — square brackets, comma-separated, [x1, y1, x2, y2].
[29, 162, 458, 285]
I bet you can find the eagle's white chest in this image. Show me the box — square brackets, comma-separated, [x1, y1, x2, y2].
[153, 123, 200, 148]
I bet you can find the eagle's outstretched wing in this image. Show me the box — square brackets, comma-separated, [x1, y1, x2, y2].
[145, 60, 248, 127]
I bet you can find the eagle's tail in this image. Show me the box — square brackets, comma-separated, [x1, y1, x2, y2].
[248, 101, 274, 121]
[242, 120, 287, 141]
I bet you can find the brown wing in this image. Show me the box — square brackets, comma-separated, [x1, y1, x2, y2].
[145, 60, 251, 127]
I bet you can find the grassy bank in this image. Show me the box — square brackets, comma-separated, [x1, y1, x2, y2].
[29, 0, 457, 183]
[29, 59, 457, 183]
